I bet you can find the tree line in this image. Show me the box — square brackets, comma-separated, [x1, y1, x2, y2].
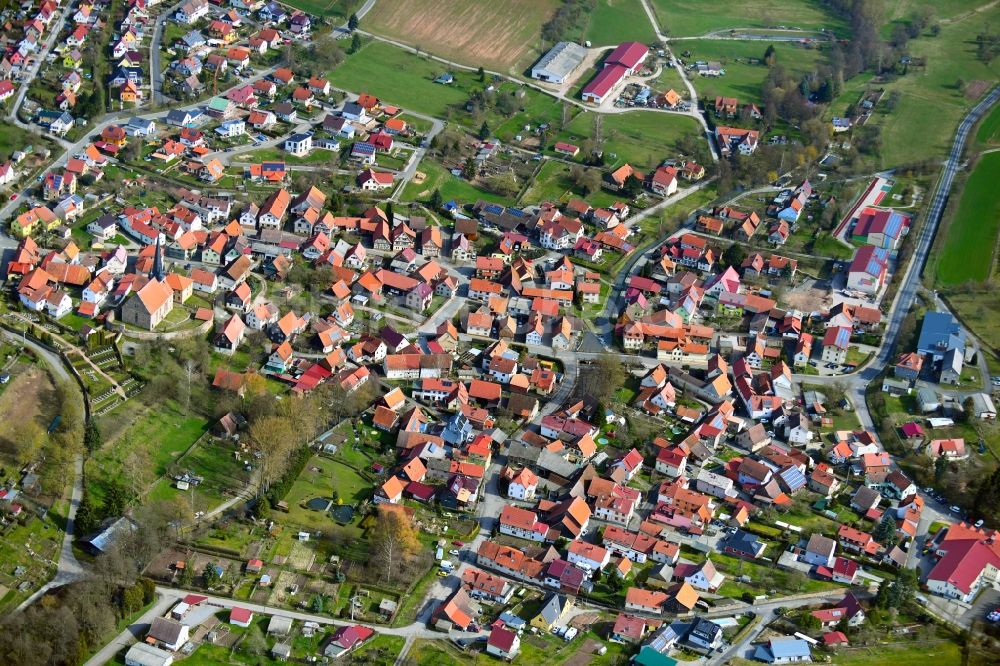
[542, 0, 598, 45]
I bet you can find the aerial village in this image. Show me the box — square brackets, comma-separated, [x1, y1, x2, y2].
[0, 0, 998, 664]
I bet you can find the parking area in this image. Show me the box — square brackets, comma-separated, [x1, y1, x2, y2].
[963, 588, 1000, 626]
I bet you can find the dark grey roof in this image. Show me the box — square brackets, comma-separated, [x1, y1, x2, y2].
[507, 441, 541, 465]
[688, 617, 722, 642]
[148, 617, 185, 645]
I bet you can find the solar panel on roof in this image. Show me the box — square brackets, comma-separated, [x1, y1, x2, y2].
[484, 204, 504, 215]
[780, 467, 807, 491]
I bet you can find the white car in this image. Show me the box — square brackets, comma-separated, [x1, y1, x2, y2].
[449, 549, 460, 556]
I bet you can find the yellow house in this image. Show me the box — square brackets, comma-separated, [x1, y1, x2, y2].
[529, 593, 573, 632]
[13, 207, 58, 238]
[62, 50, 82, 69]
[101, 124, 128, 146]
[120, 80, 140, 104]
[13, 212, 38, 238]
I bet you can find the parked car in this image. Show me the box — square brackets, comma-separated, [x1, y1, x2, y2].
[949, 505, 962, 514]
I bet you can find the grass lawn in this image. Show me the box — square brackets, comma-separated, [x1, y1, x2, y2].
[826, 639, 963, 665]
[486, 87, 569, 144]
[654, 64, 690, 98]
[684, 40, 827, 106]
[147, 438, 251, 508]
[710, 550, 843, 599]
[810, 232, 855, 260]
[651, 0, 847, 37]
[582, 0, 658, 46]
[637, 182, 718, 236]
[555, 110, 703, 171]
[407, 640, 467, 666]
[942, 290, 1000, 352]
[519, 160, 621, 207]
[328, 41, 476, 117]
[89, 399, 210, 501]
[884, 0, 989, 26]
[240, 147, 338, 165]
[402, 158, 508, 205]
[934, 151, 1000, 285]
[363, 0, 561, 73]
[349, 634, 405, 665]
[869, 5, 1000, 167]
[282, 454, 372, 533]
[276, 0, 353, 17]
[976, 101, 1000, 146]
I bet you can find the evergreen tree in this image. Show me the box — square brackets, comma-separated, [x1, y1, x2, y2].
[74, 492, 97, 534]
[764, 44, 777, 66]
[462, 157, 476, 180]
[429, 189, 442, 210]
[349, 33, 362, 54]
[203, 562, 222, 589]
[477, 66, 485, 82]
[385, 202, 394, 225]
[722, 243, 747, 268]
[934, 454, 948, 484]
[622, 173, 643, 197]
[974, 466, 1000, 522]
[83, 420, 101, 454]
[347, 13, 359, 30]
[102, 480, 130, 519]
[478, 122, 491, 140]
[873, 510, 898, 550]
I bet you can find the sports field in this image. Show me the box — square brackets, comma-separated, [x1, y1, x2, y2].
[651, 0, 846, 37]
[363, 0, 561, 72]
[684, 40, 827, 106]
[583, 0, 658, 46]
[935, 151, 1000, 285]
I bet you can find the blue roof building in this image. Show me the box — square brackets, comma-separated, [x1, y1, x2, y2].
[753, 637, 811, 663]
[722, 529, 766, 560]
[917, 311, 965, 361]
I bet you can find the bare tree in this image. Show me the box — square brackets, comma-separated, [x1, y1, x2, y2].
[250, 416, 296, 496]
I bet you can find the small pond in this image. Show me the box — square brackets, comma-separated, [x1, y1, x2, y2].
[306, 497, 332, 511]
[331, 505, 355, 523]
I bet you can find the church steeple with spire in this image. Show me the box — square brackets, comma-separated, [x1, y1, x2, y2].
[152, 233, 164, 282]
